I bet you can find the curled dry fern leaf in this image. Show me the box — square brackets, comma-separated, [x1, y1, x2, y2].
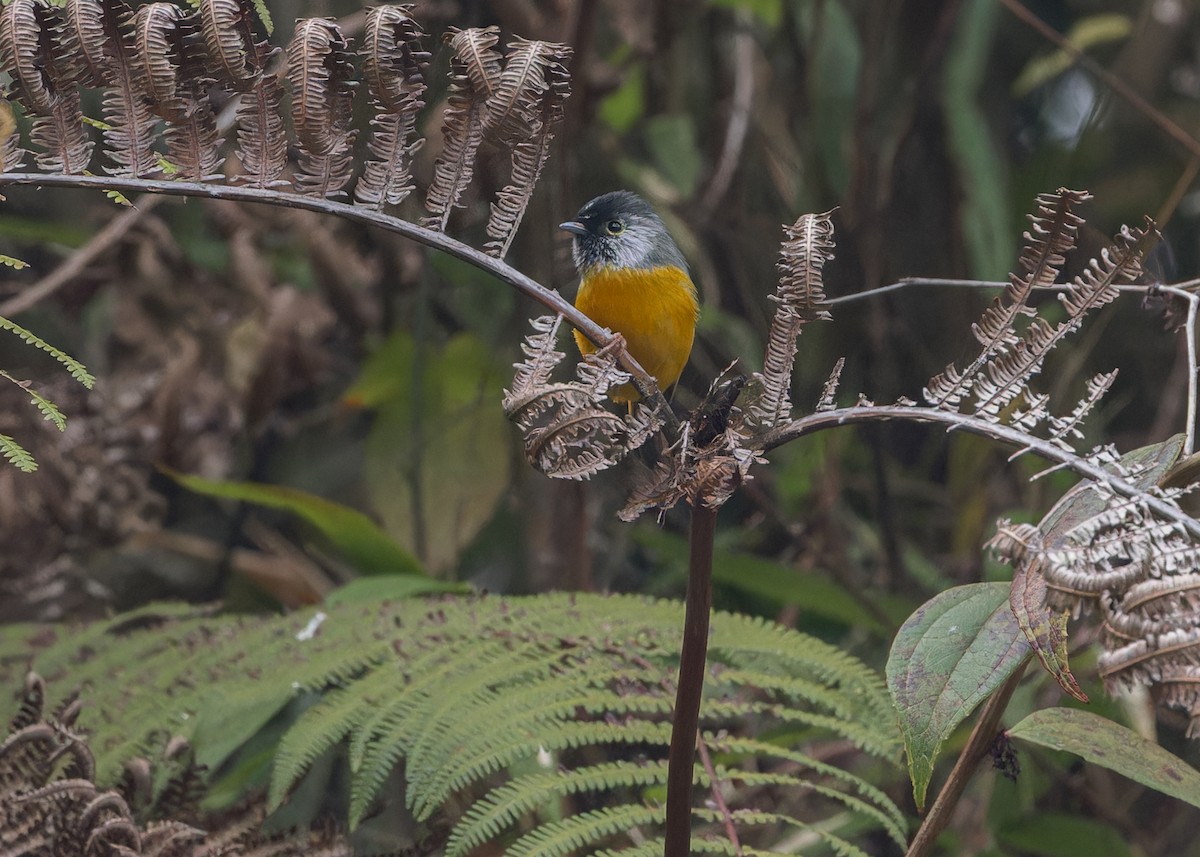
[991, 435, 1200, 734]
[200, 0, 285, 186]
[59, 0, 158, 177]
[503, 315, 662, 478]
[745, 209, 835, 431]
[132, 3, 223, 180]
[423, 26, 502, 230]
[287, 18, 357, 198]
[925, 188, 1090, 411]
[354, 4, 429, 210]
[484, 39, 572, 258]
[0, 0, 93, 173]
[0, 594, 905, 856]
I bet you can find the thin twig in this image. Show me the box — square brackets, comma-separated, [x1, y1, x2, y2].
[825, 277, 1176, 305]
[905, 661, 1028, 857]
[0, 172, 681, 432]
[696, 736, 742, 856]
[760, 404, 1200, 541]
[664, 501, 718, 857]
[699, 23, 755, 217]
[1186, 293, 1199, 455]
[822, 276, 1200, 457]
[999, 0, 1200, 162]
[0, 195, 163, 317]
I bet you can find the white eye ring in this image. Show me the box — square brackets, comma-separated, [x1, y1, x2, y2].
[605, 219, 624, 235]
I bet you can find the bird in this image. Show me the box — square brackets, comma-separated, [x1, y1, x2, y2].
[560, 191, 700, 406]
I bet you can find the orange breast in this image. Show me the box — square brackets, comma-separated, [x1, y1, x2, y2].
[573, 265, 699, 404]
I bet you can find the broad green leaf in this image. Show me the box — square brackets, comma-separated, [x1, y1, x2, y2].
[942, 0, 1011, 279]
[166, 469, 435, 579]
[1013, 14, 1133, 96]
[709, 0, 783, 28]
[795, 0, 860, 197]
[644, 115, 702, 197]
[1010, 434, 1184, 701]
[357, 333, 512, 573]
[1009, 708, 1200, 809]
[326, 575, 469, 607]
[599, 61, 644, 133]
[886, 582, 1029, 808]
[996, 812, 1132, 857]
[192, 684, 294, 772]
[634, 528, 911, 636]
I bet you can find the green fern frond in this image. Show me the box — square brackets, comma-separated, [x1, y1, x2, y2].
[1, 371, 68, 431]
[505, 804, 665, 857]
[0, 253, 28, 269]
[447, 760, 670, 857]
[0, 433, 36, 472]
[0, 593, 905, 855]
[0, 316, 95, 388]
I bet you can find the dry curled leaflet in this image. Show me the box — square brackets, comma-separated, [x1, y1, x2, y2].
[1, 673, 352, 856]
[0, 0, 570, 244]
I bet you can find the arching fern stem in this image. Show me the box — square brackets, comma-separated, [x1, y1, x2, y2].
[0, 172, 680, 434]
[761, 404, 1200, 542]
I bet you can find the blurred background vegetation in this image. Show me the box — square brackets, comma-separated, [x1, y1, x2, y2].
[4, 0, 1200, 853]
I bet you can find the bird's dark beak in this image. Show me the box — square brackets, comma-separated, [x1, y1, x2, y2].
[559, 220, 588, 237]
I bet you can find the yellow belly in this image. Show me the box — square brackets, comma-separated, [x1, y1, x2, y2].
[573, 265, 699, 404]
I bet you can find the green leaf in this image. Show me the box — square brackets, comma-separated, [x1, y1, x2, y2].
[942, 0, 1011, 279]
[192, 684, 295, 772]
[0, 253, 28, 269]
[1009, 708, 1200, 809]
[356, 333, 512, 573]
[165, 469, 442, 580]
[643, 115, 701, 197]
[886, 582, 1029, 809]
[598, 61, 644, 133]
[325, 575, 469, 607]
[1013, 14, 1133, 96]
[708, 0, 783, 28]
[996, 812, 1132, 857]
[796, 0, 861, 198]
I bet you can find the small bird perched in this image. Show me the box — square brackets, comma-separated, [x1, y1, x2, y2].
[560, 191, 700, 405]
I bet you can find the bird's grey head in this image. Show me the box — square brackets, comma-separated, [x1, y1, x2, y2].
[559, 191, 688, 274]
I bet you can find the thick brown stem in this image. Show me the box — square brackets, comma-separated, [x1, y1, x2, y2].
[905, 661, 1028, 857]
[664, 502, 718, 857]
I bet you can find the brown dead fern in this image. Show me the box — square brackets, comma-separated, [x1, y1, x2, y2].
[355, 4, 428, 210]
[1, 672, 354, 857]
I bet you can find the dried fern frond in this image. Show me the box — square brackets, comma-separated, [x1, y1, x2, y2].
[60, 0, 158, 177]
[484, 39, 572, 258]
[0, 0, 92, 173]
[503, 316, 661, 479]
[0, 673, 354, 855]
[993, 435, 1200, 733]
[745, 210, 835, 431]
[287, 18, 358, 198]
[423, 26, 502, 230]
[973, 220, 1154, 423]
[199, 0, 284, 186]
[354, 5, 428, 210]
[132, 4, 223, 179]
[926, 188, 1090, 410]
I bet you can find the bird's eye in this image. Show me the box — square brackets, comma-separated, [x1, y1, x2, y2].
[605, 219, 624, 235]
